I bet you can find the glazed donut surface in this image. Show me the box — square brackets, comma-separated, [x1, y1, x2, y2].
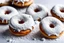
[0, 6, 18, 20]
[9, 14, 35, 32]
[26, 4, 49, 21]
[51, 4, 64, 22]
[40, 17, 64, 38]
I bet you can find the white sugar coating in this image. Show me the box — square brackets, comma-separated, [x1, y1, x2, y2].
[0, 6, 18, 20]
[14, 0, 29, 3]
[9, 14, 35, 31]
[26, 4, 50, 21]
[52, 4, 64, 18]
[41, 17, 64, 36]
[0, 0, 9, 3]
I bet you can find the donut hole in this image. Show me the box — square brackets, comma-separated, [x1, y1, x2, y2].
[60, 8, 64, 12]
[50, 24, 55, 28]
[34, 8, 42, 12]
[19, 20, 24, 24]
[5, 10, 11, 14]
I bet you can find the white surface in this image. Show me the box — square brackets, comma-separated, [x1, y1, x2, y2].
[0, 0, 64, 43]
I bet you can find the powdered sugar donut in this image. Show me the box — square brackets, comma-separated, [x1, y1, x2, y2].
[26, 4, 50, 21]
[51, 4, 64, 22]
[9, 14, 35, 36]
[12, 0, 33, 7]
[0, 0, 12, 6]
[39, 17, 64, 39]
[0, 6, 18, 24]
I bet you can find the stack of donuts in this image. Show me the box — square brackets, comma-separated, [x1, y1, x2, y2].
[0, 0, 64, 39]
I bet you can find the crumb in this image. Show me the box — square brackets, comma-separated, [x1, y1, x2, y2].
[55, 38, 59, 41]
[35, 21, 40, 24]
[40, 38, 46, 41]
[6, 38, 12, 42]
[32, 38, 37, 40]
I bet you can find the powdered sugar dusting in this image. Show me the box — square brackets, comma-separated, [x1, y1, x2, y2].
[41, 17, 64, 36]
[52, 4, 64, 18]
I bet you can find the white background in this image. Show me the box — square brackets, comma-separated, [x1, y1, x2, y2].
[0, 0, 64, 43]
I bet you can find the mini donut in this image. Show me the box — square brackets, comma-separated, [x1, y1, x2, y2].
[26, 4, 50, 21]
[0, 0, 12, 6]
[12, 0, 33, 7]
[9, 14, 35, 36]
[0, 6, 18, 24]
[51, 4, 64, 22]
[39, 17, 64, 39]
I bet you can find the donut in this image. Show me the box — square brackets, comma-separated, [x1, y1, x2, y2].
[12, 0, 33, 7]
[0, 0, 12, 6]
[26, 4, 50, 21]
[51, 4, 64, 22]
[39, 17, 64, 39]
[9, 14, 35, 36]
[0, 6, 18, 24]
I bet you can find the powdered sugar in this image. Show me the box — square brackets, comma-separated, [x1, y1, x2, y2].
[9, 14, 35, 31]
[52, 4, 64, 18]
[41, 17, 64, 36]
[0, 6, 18, 22]
[26, 4, 50, 21]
